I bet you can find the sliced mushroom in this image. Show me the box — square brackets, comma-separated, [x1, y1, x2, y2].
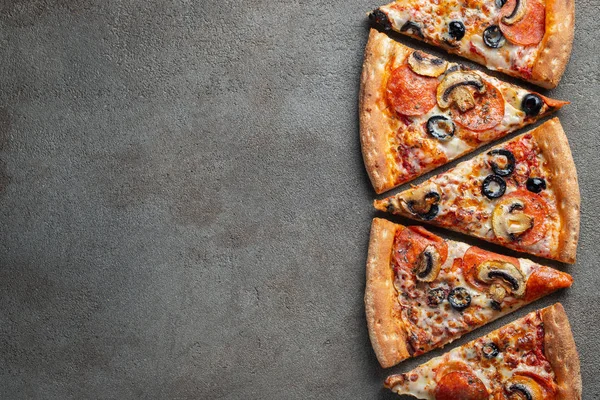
[400, 21, 424, 39]
[436, 71, 486, 111]
[408, 51, 448, 78]
[502, 0, 527, 25]
[400, 188, 441, 221]
[414, 245, 442, 282]
[476, 260, 526, 298]
[489, 282, 508, 302]
[505, 376, 545, 400]
[492, 199, 534, 241]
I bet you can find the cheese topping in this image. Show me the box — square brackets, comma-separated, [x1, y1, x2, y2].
[380, 0, 542, 75]
[381, 48, 553, 187]
[392, 228, 541, 356]
[388, 310, 557, 399]
[394, 133, 560, 257]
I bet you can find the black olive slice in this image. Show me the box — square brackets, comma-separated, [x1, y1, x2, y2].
[427, 288, 446, 307]
[448, 287, 471, 311]
[426, 116, 455, 140]
[406, 192, 440, 220]
[526, 177, 546, 193]
[368, 9, 392, 31]
[496, 0, 507, 7]
[400, 21, 425, 39]
[482, 175, 507, 199]
[488, 149, 515, 177]
[482, 342, 499, 358]
[490, 300, 502, 310]
[448, 21, 466, 41]
[521, 94, 544, 117]
[483, 25, 506, 48]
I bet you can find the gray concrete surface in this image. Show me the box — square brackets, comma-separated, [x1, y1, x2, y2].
[0, 0, 598, 398]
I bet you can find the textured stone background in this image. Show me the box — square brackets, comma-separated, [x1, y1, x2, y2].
[0, 0, 598, 398]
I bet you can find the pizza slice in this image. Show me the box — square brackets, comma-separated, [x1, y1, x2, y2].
[365, 218, 573, 368]
[384, 303, 581, 400]
[374, 118, 579, 263]
[360, 29, 568, 193]
[368, 0, 574, 88]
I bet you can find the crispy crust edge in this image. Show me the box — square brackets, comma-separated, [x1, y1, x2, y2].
[360, 29, 395, 194]
[364, 218, 410, 368]
[542, 303, 582, 399]
[531, 118, 580, 263]
[531, 0, 575, 88]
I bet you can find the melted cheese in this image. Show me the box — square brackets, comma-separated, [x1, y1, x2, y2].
[393, 237, 542, 356]
[390, 310, 557, 399]
[396, 134, 561, 257]
[381, 0, 541, 74]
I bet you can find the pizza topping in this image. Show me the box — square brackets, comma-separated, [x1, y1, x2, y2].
[408, 51, 448, 77]
[521, 94, 543, 117]
[386, 65, 439, 116]
[499, 0, 545, 46]
[505, 375, 545, 400]
[492, 191, 548, 245]
[482, 342, 500, 358]
[436, 71, 486, 111]
[526, 178, 546, 193]
[448, 287, 471, 311]
[448, 21, 466, 41]
[476, 260, 526, 298]
[483, 25, 507, 48]
[501, 0, 527, 25]
[400, 21, 425, 39]
[435, 371, 489, 400]
[482, 175, 507, 199]
[488, 149, 515, 177]
[426, 116, 455, 140]
[401, 189, 441, 220]
[452, 82, 505, 131]
[427, 287, 447, 307]
[492, 199, 534, 240]
[415, 245, 443, 282]
[368, 9, 392, 31]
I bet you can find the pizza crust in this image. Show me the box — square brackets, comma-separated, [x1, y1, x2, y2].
[542, 303, 582, 399]
[531, 118, 580, 263]
[359, 29, 396, 194]
[364, 218, 411, 367]
[531, 0, 575, 88]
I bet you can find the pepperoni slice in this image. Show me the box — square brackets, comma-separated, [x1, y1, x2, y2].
[435, 371, 489, 400]
[493, 189, 549, 247]
[539, 93, 569, 109]
[393, 226, 449, 272]
[461, 246, 520, 290]
[499, 0, 545, 46]
[525, 266, 573, 301]
[386, 64, 438, 117]
[452, 82, 505, 131]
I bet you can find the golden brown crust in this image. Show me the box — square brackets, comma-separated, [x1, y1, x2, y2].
[531, 118, 580, 263]
[531, 0, 575, 88]
[542, 303, 582, 399]
[364, 218, 411, 367]
[359, 29, 396, 194]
